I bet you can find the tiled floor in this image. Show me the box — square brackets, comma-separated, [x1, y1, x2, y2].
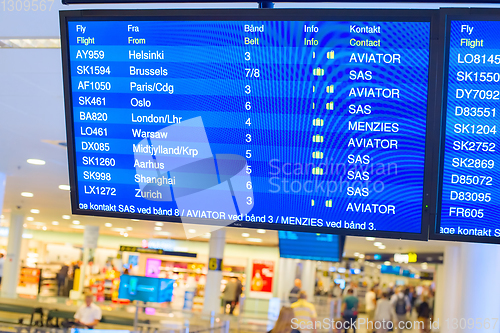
[0, 296, 430, 333]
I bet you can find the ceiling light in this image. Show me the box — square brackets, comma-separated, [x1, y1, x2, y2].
[188, 229, 196, 234]
[366, 237, 376, 241]
[52, 221, 59, 225]
[58, 185, 70, 191]
[155, 222, 164, 227]
[23, 224, 27, 227]
[112, 228, 126, 232]
[21, 192, 34, 198]
[30, 209, 40, 214]
[126, 227, 133, 231]
[242, 233, 250, 237]
[201, 233, 211, 238]
[105, 223, 112, 227]
[354, 252, 360, 257]
[247, 238, 263, 243]
[155, 231, 171, 237]
[378, 245, 387, 250]
[384, 261, 391, 266]
[31, 222, 45, 226]
[72, 220, 80, 225]
[62, 215, 70, 220]
[0, 215, 3, 219]
[374, 242, 382, 247]
[26, 217, 34, 222]
[42, 226, 47, 231]
[70, 225, 85, 229]
[124, 233, 128, 237]
[359, 254, 365, 259]
[154, 227, 162, 231]
[257, 229, 266, 234]
[131, 219, 140, 221]
[27, 159, 45, 165]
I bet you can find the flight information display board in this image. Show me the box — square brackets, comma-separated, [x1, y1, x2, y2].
[278, 230, 345, 262]
[435, 10, 500, 244]
[60, 10, 435, 239]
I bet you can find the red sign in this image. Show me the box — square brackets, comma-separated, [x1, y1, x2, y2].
[251, 260, 274, 293]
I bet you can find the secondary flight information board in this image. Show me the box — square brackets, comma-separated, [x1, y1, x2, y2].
[61, 10, 435, 239]
[278, 231, 345, 262]
[435, 10, 500, 244]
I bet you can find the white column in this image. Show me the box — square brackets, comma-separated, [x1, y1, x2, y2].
[301, 260, 316, 301]
[433, 264, 444, 329]
[1, 214, 24, 298]
[0, 173, 5, 216]
[434, 244, 461, 333]
[78, 225, 100, 295]
[457, 243, 500, 333]
[203, 229, 225, 314]
[277, 258, 293, 301]
[277, 258, 287, 300]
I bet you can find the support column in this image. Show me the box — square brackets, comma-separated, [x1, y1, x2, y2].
[301, 260, 316, 301]
[1, 213, 24, 298]
[277, 258, 291, 301]
[457, 243, 500, 332]
[434, 244, 461, 333]
[203, 229, 225, 314]
[78, 226, 99, 295]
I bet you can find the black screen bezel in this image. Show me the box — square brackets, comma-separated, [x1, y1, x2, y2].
[431, 8, 500, 244]
[60, 8, 438, 241]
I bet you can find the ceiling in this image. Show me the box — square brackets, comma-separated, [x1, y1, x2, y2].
[0, 6, 451, 258]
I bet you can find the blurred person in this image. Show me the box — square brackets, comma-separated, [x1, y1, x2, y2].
[408, 286, 417, 314]
[291, 291, 317, 333]
[289, 279, 302, 304]
[416, 295, 431, 333]
[66, 261, 77, 292]
[269, 306, 294, 333]
[235, 277, 243, 312]
[315, 279, 324, 296]
[222, 277, 238, 315]
[391, 287, 411, 333]
[0, 253, 4, 284]
[374, 292, 397, 333]
[365, 287, 377, 323]
[74, 293, 102, 328]
[344, 282, 358, 296]
[342, 289, 358, 333]
[57, 262, 70, 296]
[332, 283, 343, 298]
[387, 284, 395, 299]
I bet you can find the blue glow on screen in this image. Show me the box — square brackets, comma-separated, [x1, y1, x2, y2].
[440, 20, 500, 239]
[66, 18, 430, 235]
[118, 275, 174, 303]
[380, 265, 401, 275]
[279, 230, 342, 261]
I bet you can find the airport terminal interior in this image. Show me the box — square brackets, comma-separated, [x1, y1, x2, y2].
[2, 1, 500, 333]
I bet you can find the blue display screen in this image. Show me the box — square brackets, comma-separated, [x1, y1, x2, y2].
[63, 12, 431, 236]
[380, 265, 401, 275]
[439, 20, 500, 240]
[278, 230, 343, 262]
[118, 275, 174, 303]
